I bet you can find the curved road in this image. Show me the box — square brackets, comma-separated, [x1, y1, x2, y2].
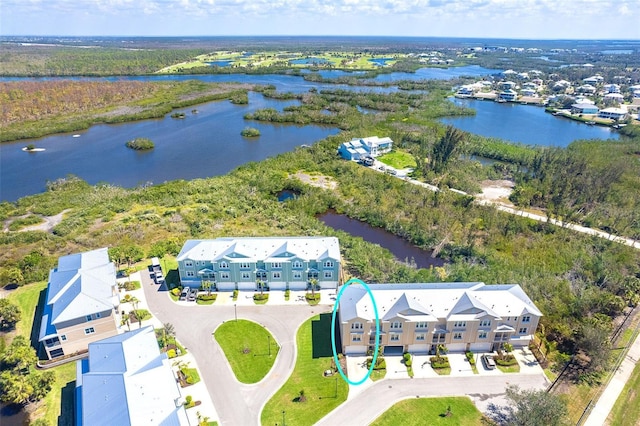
[141, 275, 330, 426]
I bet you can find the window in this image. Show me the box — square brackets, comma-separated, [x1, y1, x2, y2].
[220, 272, 230, 279]
[196, 261, 201, 266]
[60, 335, 67, 341]
[86, 315, 93, 322]
[479, 320, 491, 327]
[513, 317, 518, 322]
[478, 331, 488, 339]
[186, 271, 195, 277]
[324, 271, 332, 279]
[271, 262, 282, 269]
[454, 321, 466, 328]
[453, 332, 463, 340]
[292, 261, 303, 269]
[95, 312, 101, 319]
[390, 321, 402, 330]
[323, 261, 334, 268]
[351, 322, 363, 330]
[84, 327, 95, 335]
[293, 271, 302, 279]
[185, 260, 193, 267]
[416, 334, 425, 341]
[522, 316, 531, 323]
[239, 262, 251, 269]
[219, 261, 229, 269]
[415, 321, 428, 329]
[241, 272, 251, 280]
[390, 334, 400, 342]
[519, 327, 528, 335]
[272, 272, 281, 280]
[352, 334, 362, 342]
[432, 333, 446, 343]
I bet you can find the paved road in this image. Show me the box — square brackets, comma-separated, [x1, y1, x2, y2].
[141, 273, 331, 426]
[316, 374, 549, 426]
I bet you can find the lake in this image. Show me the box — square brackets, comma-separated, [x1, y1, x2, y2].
[0, 92, 337, 201]
[441, 98, 620, 147]
[318, 210, 445, 269]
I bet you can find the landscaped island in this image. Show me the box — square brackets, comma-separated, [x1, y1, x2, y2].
[240, 127, 261, 137]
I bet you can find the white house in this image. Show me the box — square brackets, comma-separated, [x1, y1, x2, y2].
[603, 93, 624, 105]
[338, 136, 393, 161]
[76, 326, 189, 426]
[338, 282, 542, 355]
[598, 107, 628, 121]
[498, 89, 518, 102]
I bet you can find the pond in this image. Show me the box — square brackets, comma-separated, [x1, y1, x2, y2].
[206, 60, 233, 67]
[440, 98, 620, 147]
[317, 210, 446, 269]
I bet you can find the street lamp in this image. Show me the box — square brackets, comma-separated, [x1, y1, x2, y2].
[234, 303, 238, 322]
[282, 410, 285, 426]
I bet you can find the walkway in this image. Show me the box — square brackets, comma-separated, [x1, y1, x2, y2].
[584, 327, 640, 426]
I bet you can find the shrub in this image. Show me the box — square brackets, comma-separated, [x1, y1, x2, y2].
[167, 349, 177, 358]
[253, 293, 269, 301]
[430, 356, 450, 369]
[125, 137, 154, 150]
[366, 356, 386, 370]
[465, 351, 476, 365]
[197, 294, 217, 301]
[232, 289, 238, 300]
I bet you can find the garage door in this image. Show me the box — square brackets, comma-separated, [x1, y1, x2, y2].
[344, 345, 367, 356]
[447, 343, 467, 353]
[217, 282, 235, 291]
[237, 282, 256, 291]
[407, 344, 429, 354]
[383, 345, 404, 356]
[469, 343, 491, 352]
[289, 281, 306, 290]
[269, 282, 286, 290]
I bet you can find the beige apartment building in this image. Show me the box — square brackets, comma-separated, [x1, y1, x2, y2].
[39, 248, 120, 360]
[338, 282, 542, 355]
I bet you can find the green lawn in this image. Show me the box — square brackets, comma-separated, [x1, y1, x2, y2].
[5, 282, 77, 425]
[371, 397, 484, 426]
[377, 150, 417, 169]
[261, 314, 348, 426]
[608, 352, 640, 425]
[214, 319, 279, 384]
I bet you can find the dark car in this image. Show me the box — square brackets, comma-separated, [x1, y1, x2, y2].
[482, 354, 497, 369]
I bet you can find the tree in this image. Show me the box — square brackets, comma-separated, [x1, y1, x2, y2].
[487, 384, 569, 426]
[2, 336, 37, 372]
[202, 280, 213, 296]
[163, 322, 176, 350]
[0, 298, 21, 330]
[0, 371, 33, 405]
[431, 125, 465, 174]
[0, 266, 24, 287]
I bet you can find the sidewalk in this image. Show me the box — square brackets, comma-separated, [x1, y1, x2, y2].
[584, 328, 640, 425]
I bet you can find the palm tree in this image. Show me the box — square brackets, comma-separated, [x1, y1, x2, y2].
[163, 322, 176, 350]
[309, 278, 319, 297]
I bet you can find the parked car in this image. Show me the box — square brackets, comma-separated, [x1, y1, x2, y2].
[362, 157, 374, 166]
[482, 354, 497, 370]
[154, 271, 164, 283]
[179, 288, 189, 301]
[188, 288, 198, 302]
[386, 168, 397, 175]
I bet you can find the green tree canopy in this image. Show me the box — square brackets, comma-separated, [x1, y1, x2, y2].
[0, 298, 21, 330]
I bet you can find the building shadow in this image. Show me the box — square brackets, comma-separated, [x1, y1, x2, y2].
[58, 380, 75, 426]
[312, 313, 340, 359]
[30, 287, 48, 359]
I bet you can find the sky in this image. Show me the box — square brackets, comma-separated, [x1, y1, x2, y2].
[2, 0, 640, 40]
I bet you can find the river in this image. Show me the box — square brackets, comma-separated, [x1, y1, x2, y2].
[441, 98, 620, 147]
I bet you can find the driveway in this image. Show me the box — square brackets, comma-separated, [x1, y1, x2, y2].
[140, 272, 330, 426]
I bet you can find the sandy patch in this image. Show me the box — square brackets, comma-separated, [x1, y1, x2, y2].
[292, 171, 337, 190]
[476, 180, 514, 204]
[3, 209, 71, 233]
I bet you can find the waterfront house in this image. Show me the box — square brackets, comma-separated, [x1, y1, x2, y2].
[338, 136, 393, 161]
[498, 89, 518, 102]
[39, 248, 120, 360]
[177, 237, 341, 291]
[338, 282, 542, 355]
[571, 103, 599, 115]
[76, 326, 189, 426]
[598, 107, 628, 121]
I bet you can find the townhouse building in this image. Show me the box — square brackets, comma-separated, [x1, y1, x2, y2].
[39, 248, 120, 360]
[338, 282, 542, 355]
[177, 237, 341, 291]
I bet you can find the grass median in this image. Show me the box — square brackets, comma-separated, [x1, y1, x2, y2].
[261, 313, 348, 426]
[371, 396, 484, 426]
[214, 319, 279, 384]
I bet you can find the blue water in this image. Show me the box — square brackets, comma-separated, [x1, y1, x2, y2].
[0, 93, 337, 201]
[441, 98, 619, 147]
[206, 60, 233, 67]
[368, 58, 394, 66]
